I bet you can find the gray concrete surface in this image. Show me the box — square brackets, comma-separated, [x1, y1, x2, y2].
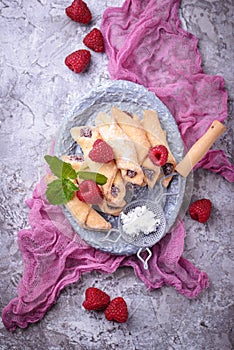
[0, 0, 233, 349]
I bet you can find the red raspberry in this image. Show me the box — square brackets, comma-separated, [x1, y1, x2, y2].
[88, 139, 114, 163]
[148, 145, 168, 166]
[77, 180, 103, 204]
[189, 198, 212, 223]
[83, 28, 105, 53]
[104, 297, 128, 323]
[65, 0, 92, 24]
[65, 49, 91, 73]
[83, 287, 110, 311]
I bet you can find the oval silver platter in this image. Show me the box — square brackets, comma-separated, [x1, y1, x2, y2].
[54, 80, 190, 256]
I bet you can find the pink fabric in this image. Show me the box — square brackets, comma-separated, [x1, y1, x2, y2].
[2, 179, 209, 331]
[101, 0, 234, 182]
[2, 0, 234, 331]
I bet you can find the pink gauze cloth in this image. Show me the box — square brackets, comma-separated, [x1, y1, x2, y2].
[2, 0, 234, 332]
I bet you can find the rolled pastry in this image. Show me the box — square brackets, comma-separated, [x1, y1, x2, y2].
[107, 169, 126, 207]
[66, 196, 111, 231]
[111, 106, 150, 165]
[70, 126, 101, 172]
[96, 111, 144, 185]
[96, 160, 118, 205]
[70, 127, 120, 204]
[142, 110, 177, 187]
[111, 106, 160, 187]
[141, 157, 161, 188]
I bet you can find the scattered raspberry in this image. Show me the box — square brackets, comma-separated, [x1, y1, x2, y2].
[148, 145, 168, 167]
[83, 28, 105, 53]
[77, 180, 103, 204]
[189, 198, 212, 223]
[65, 49, 91, 73]
[104, 297, 128, 323]
[89, 139, 114, 163]
[65, 0, 92, 24]
[83, 287, 110, 311]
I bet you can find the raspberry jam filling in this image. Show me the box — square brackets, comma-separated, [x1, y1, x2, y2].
[111, 185, 120, 198]
[80, 127, 92, 138]
[162, 162, 173, 176]
[127, 170, 137, 178]
[68, 154, 84, 162]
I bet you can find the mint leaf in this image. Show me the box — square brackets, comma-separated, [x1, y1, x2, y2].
[63, 178, 79, 192]
[46, 179, 78, 205]
[77, 171, 107, 185]
[45, 155, 77, 180]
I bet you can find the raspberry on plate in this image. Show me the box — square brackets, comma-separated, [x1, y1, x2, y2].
[148, 145, 168, 166]
[189, 198, 212, 223]
[104, 297, 128, 323]
[76, 180, 103, 205]
[65, 49, 91, 73]
[83, 28, 105, 53]
[89, 139, 114, 163]
[83, 287, 110, 311]
[65, 0, 92, 24]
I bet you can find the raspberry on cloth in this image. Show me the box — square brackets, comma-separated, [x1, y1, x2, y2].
[2, 0, 234, 332]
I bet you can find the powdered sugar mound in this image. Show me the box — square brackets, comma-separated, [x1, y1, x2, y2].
[120, 205, 160, 237]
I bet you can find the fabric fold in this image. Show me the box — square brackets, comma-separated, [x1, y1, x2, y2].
[2, 182, 209, 331]
[101, 0, 233, 182]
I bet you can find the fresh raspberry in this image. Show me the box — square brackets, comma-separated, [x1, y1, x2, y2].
[83, 287, 110, 311]
[83, 28, 105, 53]
[65, 49, 91, 73]
[89, 139, 114, 163]
[189, 198, 212, 223]
[104, 297, 128, 323]
[148, 145, 168, 166]
[76, 180, 103, 204]
[65, 0, 92, 24]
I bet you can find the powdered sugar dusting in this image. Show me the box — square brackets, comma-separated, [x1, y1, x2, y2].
[120, 205, 160, 237]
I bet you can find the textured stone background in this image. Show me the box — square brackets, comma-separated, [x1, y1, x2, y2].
[0, 0, 233, 349]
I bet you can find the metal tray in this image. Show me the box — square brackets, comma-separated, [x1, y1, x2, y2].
[54, 80, 191, 255]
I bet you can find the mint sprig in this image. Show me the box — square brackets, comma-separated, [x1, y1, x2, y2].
[45, 155, 107, 205]
[77, 171, 107, 185]
[45, 155, 77, 180]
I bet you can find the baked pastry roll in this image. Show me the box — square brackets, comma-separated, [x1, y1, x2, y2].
[107, 169, 126, 207]
[142, 110, 177, 187]
[111, 106, 160, 187]
[141, 157, 161, 188]
[95, 111, 144, 186]
[95, 160, 118, 204]
[70, 126, 120, 204]
[66, 196, 111, 231]
[111, 106, 150, 165]
[70, 126, 101, 172]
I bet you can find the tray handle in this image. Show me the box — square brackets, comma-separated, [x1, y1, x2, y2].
[175, 120, 226, 177]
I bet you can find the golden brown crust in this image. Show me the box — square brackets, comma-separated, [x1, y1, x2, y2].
[65, 195, 91, 227]
[106, 169, 126, 207]
[96, 111, 144, 185]
[111, 106, 150, 165]
[86, 207, 112, 230]
[142, 110, 177, 187]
